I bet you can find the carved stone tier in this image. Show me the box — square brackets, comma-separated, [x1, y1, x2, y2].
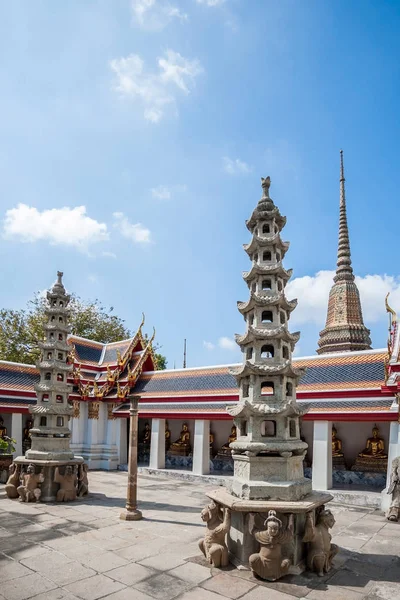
[13, 456, 84, 502]
[207, 488, 332, 572]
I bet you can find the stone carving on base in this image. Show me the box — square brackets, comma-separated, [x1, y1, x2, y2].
[17, 464, 44, 502]
[199, 500, 231, 567]
[387, 457, 400, 522]
[54, 466, 78, 502]
[249, 511, 294, 581]
[77, 463, 89, 497]
[303, 507, 338, 576]
[5, 463, 21, 499]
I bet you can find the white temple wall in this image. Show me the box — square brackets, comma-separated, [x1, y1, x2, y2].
[300, 420, 314, 461]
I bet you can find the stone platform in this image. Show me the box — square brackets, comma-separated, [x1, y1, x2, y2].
[208, 487, 332, 571]
[13, 456, 84, 502]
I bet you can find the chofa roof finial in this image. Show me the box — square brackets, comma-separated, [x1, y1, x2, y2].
[261, 176, 271, 199]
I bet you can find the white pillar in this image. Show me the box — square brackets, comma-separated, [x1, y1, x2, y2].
[312, 420, 332, 491]
[11, 413, 22, 457]
[149, 418, 166, 470]
[192, 420, 210, 475]
[381, 421, 400, 511]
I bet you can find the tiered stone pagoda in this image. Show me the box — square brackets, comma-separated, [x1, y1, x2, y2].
[317, 151, 372, 354]
[228, 175, 310, 501]
[14, 272, 84, 501]
[206, 178, 333, 575]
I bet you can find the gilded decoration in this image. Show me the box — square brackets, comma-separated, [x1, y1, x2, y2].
[73, 400, 80, 419]
[107, 403, 117, 420]
[88, 401, 100, 420]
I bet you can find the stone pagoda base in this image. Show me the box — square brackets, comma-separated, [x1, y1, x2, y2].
[14, 456, 84, 502]
[231, 454, 312, 502]
[208, 487, 332, 572]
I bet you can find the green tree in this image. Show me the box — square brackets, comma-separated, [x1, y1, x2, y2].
[0, 293, 167, 369]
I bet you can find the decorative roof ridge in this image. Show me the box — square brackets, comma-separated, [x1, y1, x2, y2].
[294, 348, 385, 361]
[243, 262, 292, 280]
[0, 360, 39, 369]
[68, 334, 105, 347]
[237, 291, 297, 312]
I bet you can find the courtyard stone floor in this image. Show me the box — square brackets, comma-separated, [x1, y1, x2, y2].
[1, 471, 399, 600]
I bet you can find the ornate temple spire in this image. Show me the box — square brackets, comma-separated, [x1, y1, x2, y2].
[335, 150, 354, 283]
[317, 151, 372, 354]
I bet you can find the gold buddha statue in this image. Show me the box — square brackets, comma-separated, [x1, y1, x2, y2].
[352, 425, 388, 473]
[168, 423, 191, 456]
[217, 425, 237, 458]
[331, 425, 346, 470]
[0, 416, 7, 438]
[332, 426, 344, 457]
[165, 421, 171, 450]
[141, 422, 151, 445]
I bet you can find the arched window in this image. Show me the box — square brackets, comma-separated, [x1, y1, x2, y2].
[51, 316, 56, 322]
[261, 381, 274, 395]
[52, 300, 57, 307]
[261, 311, 273, 323]
[242, 380, 250, 397]
[261, 420, 276, 437]
[42, 394, 49, 402]
[276, 253, 281, 262]
[262, 279, 272, 291]
[262, 223, 270, 234]
[289, 419, 296, 437]
[238, 420, 248, 436]
[246, 347, 253, 360]
[59, 301, 64, 307]
[49, 332, 54, 339]
[286, 382, 293, 396]
[261, 345, 274, 359]
[59, 317, 63, 323]
[56, 395, 63, 403]
[57, 373, 64, 382]
[40, 417, 47, 427]
[58, 352, 63, 360]
[280, 312, 286, 325]
[263, 251, 272, 261]
[58, 334, 63, 341]
[282, 346, 289, 359]
[47, 352, 52, 360]
[56, 417, 64, 427]
[44, 372, 51, 381]
[252, 283, 257, 293]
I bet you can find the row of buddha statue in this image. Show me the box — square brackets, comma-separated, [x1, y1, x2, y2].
[138, 421, 238, 459]
[332, 424, 388, 473]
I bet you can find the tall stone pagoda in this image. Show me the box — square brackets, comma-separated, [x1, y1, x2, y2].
[206, 178, 333, 573]
[14, 272, 84, 501]
[317, 151, 372, 354]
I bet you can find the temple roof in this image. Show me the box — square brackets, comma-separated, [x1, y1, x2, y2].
[69, 335, 138, 367]
[237, 292, 297, 314]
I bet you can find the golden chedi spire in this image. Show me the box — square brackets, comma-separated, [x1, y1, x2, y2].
[317, 151, 372, 354]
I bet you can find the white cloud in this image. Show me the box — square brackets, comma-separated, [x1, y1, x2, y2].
[286, 270, 400, 327]
[113, 212, 151, 244]
[196, 0, 226, 6]
[131, 0, 187, 31]
[3, 204, 109, 252]
[88, 274, 98, 283]
[151, 185, 172, 200]
[218, 336, 237, 351]
[223, 157, 252, 175]
[102, 251, 117, 259]
[110, 50, 203, 123]
[203, 341, 215, 350]
[151, 184, 187, 199]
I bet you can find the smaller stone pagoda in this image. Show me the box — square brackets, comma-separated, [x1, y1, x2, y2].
[13, 272, 84, 502]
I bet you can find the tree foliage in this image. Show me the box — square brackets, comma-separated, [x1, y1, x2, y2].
[0, 293, 167, 369]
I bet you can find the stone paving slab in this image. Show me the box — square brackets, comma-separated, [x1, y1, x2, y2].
[0, 470, 399, 600]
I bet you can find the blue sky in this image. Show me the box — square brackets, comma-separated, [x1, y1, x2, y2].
[1, 0, 399, 367]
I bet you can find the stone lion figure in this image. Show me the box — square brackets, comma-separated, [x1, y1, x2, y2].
[5, 463, 21, 499]
[387, 457, 400, 522]
[198, 501, 231, 567]
[303, 507, 338, 576]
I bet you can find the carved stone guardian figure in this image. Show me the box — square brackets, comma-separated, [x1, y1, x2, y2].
[249, 511, 294, 581]
[54, 465, 78, 502]
[5, 463, 21, 499]
[387, 457, 400, 522]
[17, 464, 44, 502]
[199, 501, 231, 568]
[303, 507, 338, 576]
[77, 463, 89, 497]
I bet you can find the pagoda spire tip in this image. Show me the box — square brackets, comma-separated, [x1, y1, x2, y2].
[261, 176, 271, 199]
